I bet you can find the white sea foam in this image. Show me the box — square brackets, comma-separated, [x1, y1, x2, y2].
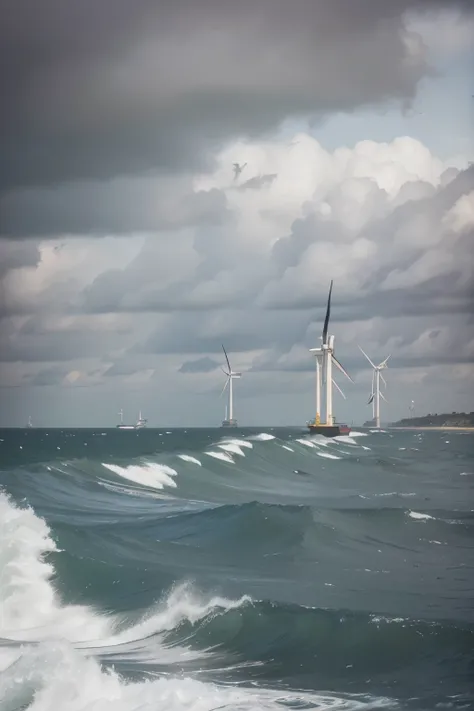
[0, 643, 383, 711]
[1, 494, 385, 711]
[205, 450, 234, 463]
[317, 452, 341, 460]
[221, 437, 253, 449]
[350, 431, 368, 437]
[218, 442, 247, 457]
[408, 511, 435, 521]
[177, 454, 202, 466]
[0, 493, 110, 664]
[295, 438, 317, 448]
[102, 462, 178, 490]
[247, 433, 275, 441]
[281, 445, 294, 452]
[334, 435, 357, 445]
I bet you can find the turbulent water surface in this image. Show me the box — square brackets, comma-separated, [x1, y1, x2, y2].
[0, 426, 473, 710]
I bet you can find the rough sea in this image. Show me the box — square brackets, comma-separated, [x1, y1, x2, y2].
[0, 426, 473, 710]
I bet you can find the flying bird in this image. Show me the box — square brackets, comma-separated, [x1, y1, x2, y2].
[233, 162, 247, 180]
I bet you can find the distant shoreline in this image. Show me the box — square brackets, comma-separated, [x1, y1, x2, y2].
[388, 426, 474, 432]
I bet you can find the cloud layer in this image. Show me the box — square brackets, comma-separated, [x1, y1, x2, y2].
[1, 0, 473, 425]
[2, 0, 471, 201]
[1, 131, 472, 425]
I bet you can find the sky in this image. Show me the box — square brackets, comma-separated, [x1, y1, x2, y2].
[1, 0, 473, 427]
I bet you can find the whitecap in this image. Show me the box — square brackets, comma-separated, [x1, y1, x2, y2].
[217, 442, 246, 457]
[220, 437, 253, 449]
[102, 462, 178, 490]
[317, 452, 341, 460]
[247, 432, 275, 441]
[295, 438, 317, 448]
[205, 450, 234, 463]
[334, 435, 357, 445]
[408, 511, 435, 521]
[177, 454, 202, 466]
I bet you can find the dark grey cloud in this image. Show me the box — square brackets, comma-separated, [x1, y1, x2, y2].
[139, 309, 311, 357]
[26, 364, 72, 387]
[0, 315, 130, 363]
[0, 240, 41, 278]
[103, 359, 149, 378]
[2, 0, 471, 203]
[250, 330, 474, 375]
[178, 357, 220, 373]
[1, 181, 230, 238]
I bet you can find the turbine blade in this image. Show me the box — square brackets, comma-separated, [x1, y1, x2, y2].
[322, 280, 333, 344]
[358, 345, 376, 370]
[332, 378, 346, 399]
[380, 392, 388, 403]
[368, 393, 374, 405]
[222, 344, 231, 372]
[332, 355, 354, 382]
[379, 354, 391, 368]
[380, 373, 387, 388]
[219, 378, 230, 397]
[221, 367, 230, 376]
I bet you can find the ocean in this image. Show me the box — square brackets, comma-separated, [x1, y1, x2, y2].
[0, 426, 473, 710]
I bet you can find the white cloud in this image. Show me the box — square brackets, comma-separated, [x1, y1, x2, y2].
[1, 132, 472, 425]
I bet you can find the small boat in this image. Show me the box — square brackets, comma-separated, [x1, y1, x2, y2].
[221, 418, 238, 428]
[116, 409, 147, 429]
[26, 416, 33, 429]
[307, 420, 351, 437]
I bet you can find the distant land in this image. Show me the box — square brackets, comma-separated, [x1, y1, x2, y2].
[390, 411, 474, 429]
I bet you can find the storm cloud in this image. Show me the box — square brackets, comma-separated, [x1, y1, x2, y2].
[0, 0, 473, 426]
[2, 0, 471, 199]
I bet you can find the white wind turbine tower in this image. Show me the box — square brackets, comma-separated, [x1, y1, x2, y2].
[310, 351, 349, 427]
[358, 346, 390, 429]
[308, 280, 353, 435]
[220, 345, 242, 428]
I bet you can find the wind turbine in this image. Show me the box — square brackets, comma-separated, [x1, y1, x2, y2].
[358, 346, 390, 429]
[308, 280, 353, 435]
[310, 351, 347, 427]
[220, 345, 242, 427]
